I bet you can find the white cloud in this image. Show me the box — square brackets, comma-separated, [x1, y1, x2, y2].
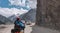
[9, 0, 26, 6]
[0, 8, 28, 17]
[9, 0, 37, 8]
[28, 0, 37, 8]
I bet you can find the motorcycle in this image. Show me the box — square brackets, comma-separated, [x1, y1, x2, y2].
[11, 25, 24, 33]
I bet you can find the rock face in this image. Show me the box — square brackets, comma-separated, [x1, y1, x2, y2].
[36, 0, 60, 30]
[22, 9, 36, 22]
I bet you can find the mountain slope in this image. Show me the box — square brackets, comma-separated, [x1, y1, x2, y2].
[0, 15, 13, 24]
[22, 9, 36, 22]
[8, 13, 26, 22]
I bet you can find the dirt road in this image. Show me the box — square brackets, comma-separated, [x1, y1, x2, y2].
[0, 23, 60, 33]
[0, 24, 33, 33]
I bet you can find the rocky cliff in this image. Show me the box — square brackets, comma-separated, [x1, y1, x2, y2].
[36, 0, 60, 30]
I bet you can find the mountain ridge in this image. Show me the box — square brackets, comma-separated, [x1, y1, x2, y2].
[0, 15, 13, 24]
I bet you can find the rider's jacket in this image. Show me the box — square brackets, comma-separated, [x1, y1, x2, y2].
[14, 20, 25, 30]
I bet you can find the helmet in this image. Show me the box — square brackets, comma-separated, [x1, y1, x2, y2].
[16, 17, 21, 20]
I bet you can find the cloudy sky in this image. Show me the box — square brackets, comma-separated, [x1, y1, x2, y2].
[0, 0, 37, 17]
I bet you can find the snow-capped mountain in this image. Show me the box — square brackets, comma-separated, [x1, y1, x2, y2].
[0, 8, 28, 17]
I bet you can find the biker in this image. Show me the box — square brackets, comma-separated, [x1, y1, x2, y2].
[14, 17, 25, 33]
